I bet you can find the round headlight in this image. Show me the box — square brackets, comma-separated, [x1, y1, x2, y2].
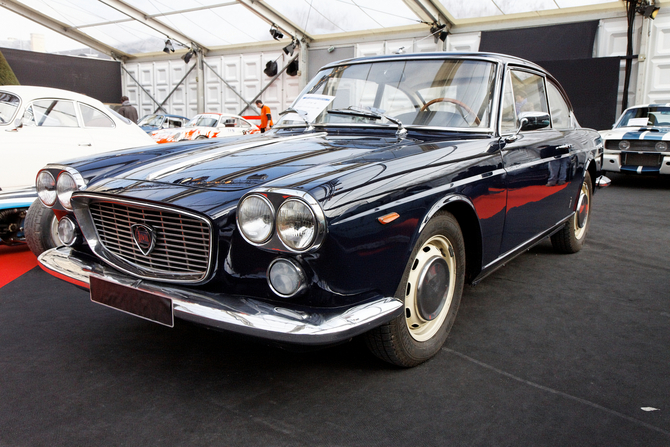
[57, 172, 78, 210]
[267, 258, 306, 297]
[655, 141, 668, 151]
[36, 170, 57, 207]
[57, 216, 78, 246]
[238, 194, 274, 244]
[619, 140, 630, 150]
[276, 199, 316, 251]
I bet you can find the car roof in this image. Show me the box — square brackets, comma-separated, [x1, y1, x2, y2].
[320, 51, 547, 73]
[0, 85, 104, 105]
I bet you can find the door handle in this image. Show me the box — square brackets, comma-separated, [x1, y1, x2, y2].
[78, 143, 92, 146]
[556, 144, 572, 155]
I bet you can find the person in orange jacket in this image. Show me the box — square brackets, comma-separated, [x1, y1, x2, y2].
[255, 99, 273, 133]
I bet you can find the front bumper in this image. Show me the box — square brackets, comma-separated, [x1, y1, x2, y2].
[38, 247, 403, 345]
[602, 151, 670, 174]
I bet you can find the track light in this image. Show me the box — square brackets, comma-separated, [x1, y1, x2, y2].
[287, 59, 298, 76]
[430, 24, 448, 43]
[270, 24, 283, 40]
[163, 39, 175, 54]
[182, 48, 194, 64]
[637, 3, 660, 18]
[283, 40, 296, 56]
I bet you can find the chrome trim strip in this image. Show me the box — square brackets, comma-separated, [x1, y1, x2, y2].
[71, 192, 216, 284]
[38, 247, 403, 345]
[267, 257, 308, 298]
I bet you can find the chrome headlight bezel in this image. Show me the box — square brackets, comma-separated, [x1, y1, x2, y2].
[36, 170, 57, 207]
[237, 193, 275, 244]
[36, 166, 87, 209]
[236, 189, 327, 253]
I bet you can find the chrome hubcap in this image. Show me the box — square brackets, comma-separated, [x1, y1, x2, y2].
[405, 235, 456, 342]
[574, 180, 590, 239]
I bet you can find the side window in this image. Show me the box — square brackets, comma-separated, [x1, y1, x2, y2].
[31, 99, 78, 127]
[546, 82, 572, 129]
[79, 103, 114, 128]
[501, 69, 549, 133]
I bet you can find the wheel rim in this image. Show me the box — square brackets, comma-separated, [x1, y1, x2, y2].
[574, 179, 590, 240]
[404, 235, 456, 342]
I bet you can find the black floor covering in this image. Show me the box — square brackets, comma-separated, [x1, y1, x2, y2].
[1, 173, 669, 446]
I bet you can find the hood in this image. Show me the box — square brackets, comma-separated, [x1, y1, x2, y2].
[81, 130, 495, 218]
[600, 126, 670, 141]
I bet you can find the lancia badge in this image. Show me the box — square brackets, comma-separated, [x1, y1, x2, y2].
[131, 224, 156, 256]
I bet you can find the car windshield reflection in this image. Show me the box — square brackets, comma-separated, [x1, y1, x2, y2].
[276, 58, 496, 131]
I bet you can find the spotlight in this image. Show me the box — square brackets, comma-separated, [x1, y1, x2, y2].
[163, 39, 174, 54]
[270, 24, 283, 40]
[638, 4, 660, 18]
[430, 24, 448, 43]
[283, 40, 296, 56]
[264, 60, 278, 77]
[182, 48, 194, 64]
[287, 59, 298, 76]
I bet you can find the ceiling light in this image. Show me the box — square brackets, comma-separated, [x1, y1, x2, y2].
[264, 60, 278, 77]
[182, 48, 194, 64]
[163, 39, 174, 54]
[430, 24, 448, 43]
[283, 40, 296, 56]
[270, 25, 284, 40]
[287, 59, 298, 77]
[638, 4, 660, 18]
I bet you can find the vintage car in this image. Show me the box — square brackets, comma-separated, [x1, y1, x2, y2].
[0, 86, 155, 246]
[150, 113, 259, 143]
[599, 104, 670, 175]
[138, 113, 190, 134]
[35, 53, 605, 367]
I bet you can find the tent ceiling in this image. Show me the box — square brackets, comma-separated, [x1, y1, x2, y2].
[0, 0, 626, 59]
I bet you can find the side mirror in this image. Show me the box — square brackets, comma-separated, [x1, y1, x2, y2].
[519, 111, 551, 131]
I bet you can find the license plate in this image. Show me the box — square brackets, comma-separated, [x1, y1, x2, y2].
[90, 276, 174, 327]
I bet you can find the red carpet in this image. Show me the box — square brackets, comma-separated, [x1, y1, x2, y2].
[0, 244, 38, 288]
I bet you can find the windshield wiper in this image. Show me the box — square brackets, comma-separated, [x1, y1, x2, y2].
[279, 107, 314, 132]
[328, 106, 407, 140]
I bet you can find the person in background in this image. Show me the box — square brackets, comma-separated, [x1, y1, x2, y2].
[118, 95, 139, 123]
[255, 99, 273, 133]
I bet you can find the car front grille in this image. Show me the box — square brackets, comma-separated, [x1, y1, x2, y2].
[621, 152, 663, 167]
[88, 200, 212, 282]
[605, 140, 667, 151]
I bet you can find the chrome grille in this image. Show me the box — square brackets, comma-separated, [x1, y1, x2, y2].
[89, 201, 212, 281]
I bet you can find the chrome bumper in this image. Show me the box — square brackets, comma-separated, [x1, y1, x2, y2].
[38, 247, 403, 345]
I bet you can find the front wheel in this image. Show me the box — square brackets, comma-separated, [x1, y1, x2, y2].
[25, 199, 60, 257]
[365, 211, 465, 367]
[551, 171, 592, 253]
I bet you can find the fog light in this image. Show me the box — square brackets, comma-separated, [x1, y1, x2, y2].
[57, 216, 78, 246]
[267, 258, 306, 298]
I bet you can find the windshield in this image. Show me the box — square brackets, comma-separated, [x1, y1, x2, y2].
[277, 58, 497, 130]
[187, 114, 220, 128]
[138, 114, 164, 127]
[0, 91, 20, 125]
[616, 106, 670, 128]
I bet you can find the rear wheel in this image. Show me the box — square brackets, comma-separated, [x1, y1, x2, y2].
[551, 171, 592, 253]
[365, 212, 465, 367]
[25, 199, 60, 257]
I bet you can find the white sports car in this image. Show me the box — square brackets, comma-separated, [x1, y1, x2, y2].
[599, 104, 670, 175]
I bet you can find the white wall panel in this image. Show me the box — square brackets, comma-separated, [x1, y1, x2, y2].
[446, 32, 481, 52]
[643, 13, 670, 104]
[357, 42, 385, 57]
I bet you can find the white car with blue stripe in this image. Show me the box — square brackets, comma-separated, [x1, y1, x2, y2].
[599, 104, 670, 175]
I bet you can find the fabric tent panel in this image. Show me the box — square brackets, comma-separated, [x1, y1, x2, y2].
[17, 0, 127, 27]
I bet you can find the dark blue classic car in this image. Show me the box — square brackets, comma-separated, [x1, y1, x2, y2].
[34, 53, 605, 367]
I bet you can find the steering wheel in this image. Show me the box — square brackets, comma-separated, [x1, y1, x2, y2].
[420, 97, 481, 125]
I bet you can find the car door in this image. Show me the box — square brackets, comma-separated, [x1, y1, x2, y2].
[498, 68, 578, 254]
[3, 98, 86, 189]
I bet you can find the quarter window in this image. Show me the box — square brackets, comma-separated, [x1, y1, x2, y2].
[80, 103, 115, 128]
[501, 69, 549, 133]
[546, 82, 572, 129]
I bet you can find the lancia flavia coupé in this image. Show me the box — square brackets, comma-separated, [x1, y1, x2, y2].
[34, 53, 606, 367]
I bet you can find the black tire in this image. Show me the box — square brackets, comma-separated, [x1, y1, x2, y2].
[25, 199, 60, 257]
[365, 211, 465, 367]
[195, 135, 208, 140]
[551, 171, 592, 254]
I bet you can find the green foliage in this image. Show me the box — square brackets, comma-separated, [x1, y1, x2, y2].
[0, 50, 20, 85]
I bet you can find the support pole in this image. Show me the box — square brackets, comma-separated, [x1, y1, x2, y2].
[196, 51, 205, 114]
